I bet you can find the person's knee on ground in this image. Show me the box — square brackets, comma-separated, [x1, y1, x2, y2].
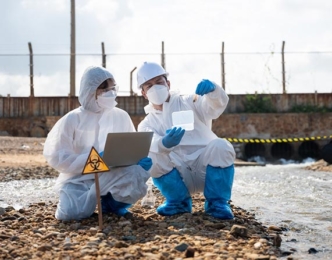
[55, 182, 97, 221]
[153, 168, 192, 216]
[204, 164, 235, 219]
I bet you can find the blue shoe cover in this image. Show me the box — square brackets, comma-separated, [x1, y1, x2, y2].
[101, 192, 131, 217]
[205, 201, 234, 219]
[153, 168, 192, 216]
[204, 164, 235, 219]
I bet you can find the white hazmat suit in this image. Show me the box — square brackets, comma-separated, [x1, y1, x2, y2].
[43, 66, 150, 220]
[137, 61, 235, 219]
[138, 87, 235, 194]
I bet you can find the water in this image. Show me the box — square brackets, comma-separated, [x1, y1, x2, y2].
[232, 164, 332, 259]
[0, 178, 57, 209]
[1, 164, 331, 259]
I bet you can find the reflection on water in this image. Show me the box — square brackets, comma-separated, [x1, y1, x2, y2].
[1, 163, 331, 259]
[0, 178, 57, 209]
[232, 164, 332, 259]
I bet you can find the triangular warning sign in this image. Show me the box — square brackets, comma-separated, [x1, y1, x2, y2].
[82, 147, 110, 175]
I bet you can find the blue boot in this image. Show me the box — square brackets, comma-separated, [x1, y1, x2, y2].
[204, 164, 235, 219]
[101, 192, 132, 217]
[153, 168, 192, 216]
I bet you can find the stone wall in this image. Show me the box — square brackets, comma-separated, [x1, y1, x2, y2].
[1, 113, 331, 140]
[1, 113, 331, 161]
[211, 113, 332, 139]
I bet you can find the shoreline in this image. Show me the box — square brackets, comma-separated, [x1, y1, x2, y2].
[1, 136, 330, 259]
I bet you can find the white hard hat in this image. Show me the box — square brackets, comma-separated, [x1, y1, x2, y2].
[137, 62, 169, 88]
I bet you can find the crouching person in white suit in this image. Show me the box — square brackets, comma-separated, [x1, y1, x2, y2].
[136, 62, 236, 219]
[43, 66, 152, 220]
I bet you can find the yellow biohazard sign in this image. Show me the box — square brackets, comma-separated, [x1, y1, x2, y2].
[82, 147, 110, 175]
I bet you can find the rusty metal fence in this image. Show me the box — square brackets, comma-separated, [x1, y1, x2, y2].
[1, 94, 332, 118]
[0, 96, 148, 117]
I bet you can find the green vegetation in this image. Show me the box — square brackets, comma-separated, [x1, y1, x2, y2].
[289, 104, 332, 113]
[243, 94, 276, 113]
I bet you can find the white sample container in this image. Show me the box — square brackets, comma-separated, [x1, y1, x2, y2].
[172, 110, 194, 131]
[141, 178, 156, 208]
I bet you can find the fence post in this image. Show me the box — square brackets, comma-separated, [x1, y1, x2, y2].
[28, 42, 34, 117]
[101, 42, 106, 68]
[130, 67, 137, 96]
[282, 41, 286, 94]
[161, 41, 166, 69]
[28, 42, 34, 97]
[221, 41, 226, 90]
[70, 0, 76, 97]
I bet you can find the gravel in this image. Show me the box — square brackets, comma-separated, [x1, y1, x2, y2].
[0, 136, 292, 259]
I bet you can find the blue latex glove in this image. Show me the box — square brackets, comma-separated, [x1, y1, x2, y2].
[195, 79, 216, 96]
[162, 127, 185, 148]
[99, 151, 104, 157]
[137, 157, 152, 171]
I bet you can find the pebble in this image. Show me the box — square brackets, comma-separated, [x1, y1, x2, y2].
[0, 195, 285, 259]
[0, 150, 284, 259]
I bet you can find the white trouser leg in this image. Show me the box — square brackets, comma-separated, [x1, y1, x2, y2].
[55, 165, 150, 220]
[55, 179, 96, 221]
[182, 138, 236, 194]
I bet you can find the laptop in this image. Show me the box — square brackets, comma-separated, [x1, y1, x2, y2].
[102, 132, 153, 168]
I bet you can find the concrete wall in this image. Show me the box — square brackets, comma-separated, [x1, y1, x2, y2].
[1, 113, 331, 162]
[225, 93, 332, 113]
[1, 91, 331, 162]
[211, 113, 332, 161]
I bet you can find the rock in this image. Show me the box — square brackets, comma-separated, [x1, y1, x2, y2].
[245, 253, 270, 260]
[0, 137, 285, 259]
[268, 225, 282, 232]
[273, 234, 282, 247]
[185, 247, 195, 258]
[174, 243, 188, 252]
[230, 224, 248, 238]
[308, 247, 318, 254]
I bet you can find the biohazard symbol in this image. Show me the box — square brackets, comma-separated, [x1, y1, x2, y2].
[82, 147, 110, 175]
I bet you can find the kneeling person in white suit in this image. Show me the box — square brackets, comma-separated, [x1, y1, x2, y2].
[43, 66, 152, 220]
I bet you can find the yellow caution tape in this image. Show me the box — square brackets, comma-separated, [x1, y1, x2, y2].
[226, 135, 332, 143]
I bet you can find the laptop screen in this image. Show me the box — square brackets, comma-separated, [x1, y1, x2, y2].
[102, 132, 153, 167]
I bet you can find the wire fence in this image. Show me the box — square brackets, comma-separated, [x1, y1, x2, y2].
[1, 43, 331, 97]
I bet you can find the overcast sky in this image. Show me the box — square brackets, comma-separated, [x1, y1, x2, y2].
[0, 0, 331, 97]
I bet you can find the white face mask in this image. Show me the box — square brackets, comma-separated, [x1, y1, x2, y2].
[96, 90, 117, 110]
[146, 84, 169, 105]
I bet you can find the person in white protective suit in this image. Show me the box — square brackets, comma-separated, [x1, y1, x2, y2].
[43, 66, 152, 221]
[136, 61, 236, 219]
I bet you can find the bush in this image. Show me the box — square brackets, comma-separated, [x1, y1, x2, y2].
[289, 104, 332, 113]
[243, 94, 276, 113]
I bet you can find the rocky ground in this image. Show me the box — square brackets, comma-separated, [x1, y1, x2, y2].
[1, 136, 330, 259]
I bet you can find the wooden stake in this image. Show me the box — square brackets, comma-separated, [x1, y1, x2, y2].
[94, 173, 103, 231]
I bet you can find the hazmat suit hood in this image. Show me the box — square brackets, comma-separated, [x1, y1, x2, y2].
[78, 66, 114, 113]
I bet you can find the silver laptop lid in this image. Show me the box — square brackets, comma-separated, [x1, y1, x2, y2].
[102, 132, 153, 168]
